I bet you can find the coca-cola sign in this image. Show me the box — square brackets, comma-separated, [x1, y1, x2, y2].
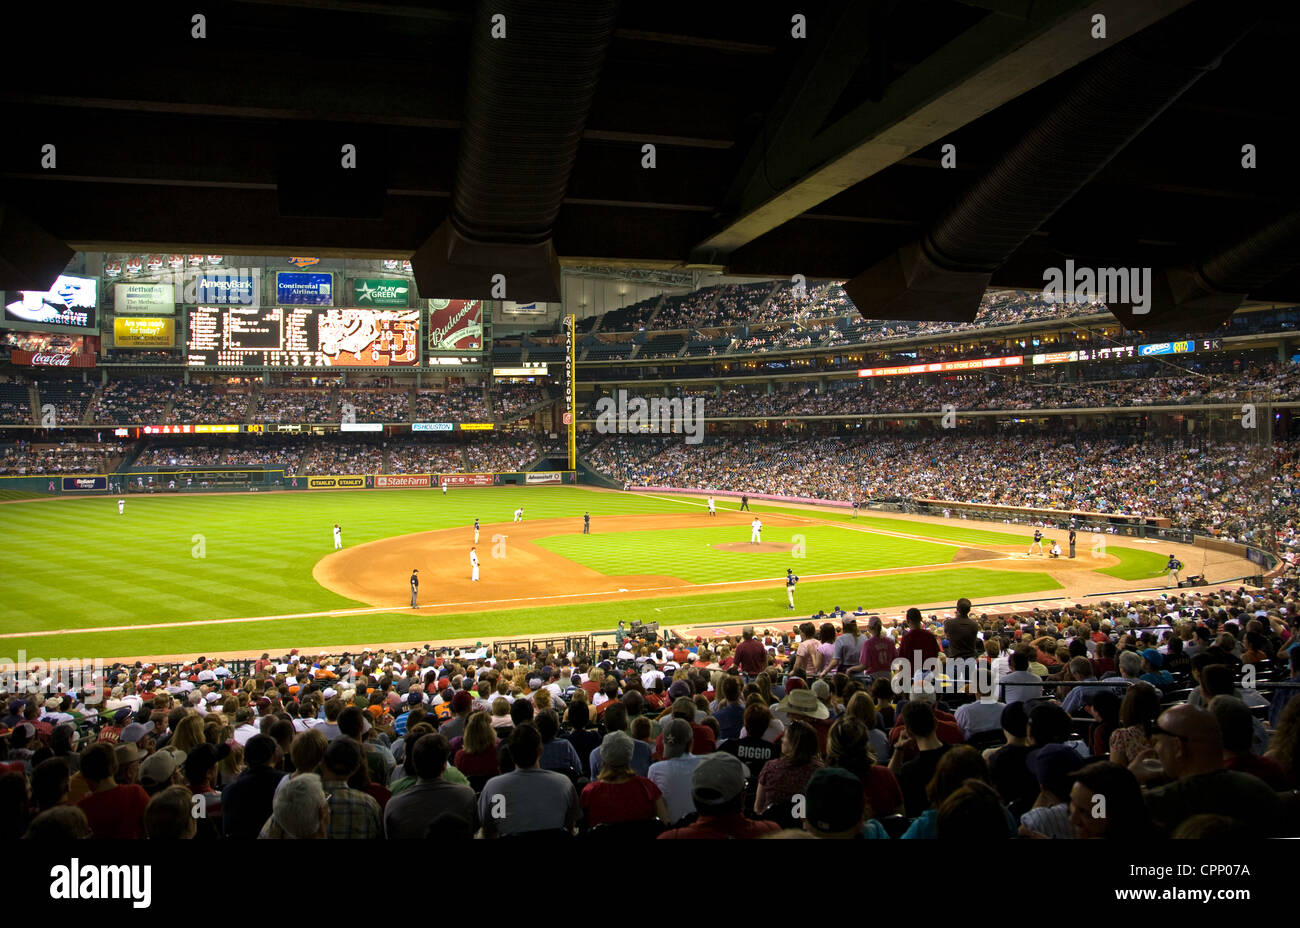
[12, 349, 96, 368]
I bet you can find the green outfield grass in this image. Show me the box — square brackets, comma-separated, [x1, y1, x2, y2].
[0, 486, 1112, 658]
[0, 567, 1061, 658]
[1094, 546, 1175, 580]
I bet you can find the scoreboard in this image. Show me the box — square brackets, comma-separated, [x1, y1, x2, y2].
[186, 306, 420, 367]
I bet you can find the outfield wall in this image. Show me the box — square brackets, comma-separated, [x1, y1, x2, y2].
[0, 470, 576, 495]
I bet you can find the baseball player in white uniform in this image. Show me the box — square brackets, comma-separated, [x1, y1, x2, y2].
[443, 483, 447, 495]
[118, 498, 125, 515]
[707, 496, 716, 516]
[333, 523, 342, 549]
[786, 568, 798, 609]
[750, 517, 762, 544]
[513, 507, 523, 523]
[470, 547, 480, 582]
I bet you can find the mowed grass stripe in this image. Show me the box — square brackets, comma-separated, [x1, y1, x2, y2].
[0, 567, 1062, 658]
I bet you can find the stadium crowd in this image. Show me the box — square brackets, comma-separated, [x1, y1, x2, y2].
[87, 379, 179, 425]
[0, 440, 123, 475]
[2, 576, 1295, 840]
[339, 390, 411, 422]
[253, 390, 334, 424]
[593, 434, 1294, 543]
[167, 384, 252, 424]
[415, 387, 489, 423]
[492, 383, 550, 419]
[463, 435, 540, 473]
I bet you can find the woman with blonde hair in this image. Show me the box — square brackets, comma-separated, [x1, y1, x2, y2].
[170, 714, 206, 754]
[453, 710, 500, 779]
[845, 691, 891, 763]
[533, 688, 553, 713]
[490, 696, 514, 731]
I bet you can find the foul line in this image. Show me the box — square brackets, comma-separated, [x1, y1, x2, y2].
[0, 559, 995, 641]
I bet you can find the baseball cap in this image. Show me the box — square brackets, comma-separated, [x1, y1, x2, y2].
[804, 766, 866, 834]
[810, 679, 831, 700]
[407, 691, 422, 706]
[662, 718, 693, 750]
[112, 707, 132, 724]
[139, 749, 180, 788]
[1141, 648, 1163, 669]
[120, 721, 155, 743]
[451, 691, 473, 712]
[691, 753, 747, 805]
[1029, 743, 1082, 797]
[601, 730, 635, 769]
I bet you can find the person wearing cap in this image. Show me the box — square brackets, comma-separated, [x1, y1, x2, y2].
[580, 731, 668, 829]
[658, 752, 781, 839]
[647, 719, 701, 825]
[1016, 743, 1079, 838]
[480, 722, 579, 837]
[1138, 649, 1174, 690]
[114, 741, 144, 786]
[802, 766, 886, 838]
[77, 742, 150, 840]
[138, 748, 184, 796]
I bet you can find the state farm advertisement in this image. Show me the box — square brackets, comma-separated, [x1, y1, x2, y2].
[427, 299, 483, 351]
[376, 474, 431, 488]
[440, 473, 493, 487]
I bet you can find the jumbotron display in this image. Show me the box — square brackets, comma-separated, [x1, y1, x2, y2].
[186, 305, 420, 367]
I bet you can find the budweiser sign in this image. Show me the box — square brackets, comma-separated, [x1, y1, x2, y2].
[12, 350, 95, 368]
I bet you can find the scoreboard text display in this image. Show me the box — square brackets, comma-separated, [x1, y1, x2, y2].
[186, 306, 420, 367]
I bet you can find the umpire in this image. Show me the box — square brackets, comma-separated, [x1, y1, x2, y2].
[1068, 529, 1076, 558]
[583, 512, 590, 534]
[410, 569, 419, 608]
[740, 494, 750, 511]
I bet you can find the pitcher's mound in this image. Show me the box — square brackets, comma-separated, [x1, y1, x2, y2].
[713, 542, 794, 554]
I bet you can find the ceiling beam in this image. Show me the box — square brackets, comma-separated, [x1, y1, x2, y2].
[692, 0, 1195, 262]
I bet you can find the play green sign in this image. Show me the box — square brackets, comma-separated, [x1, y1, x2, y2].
[351, 278, 411, 306]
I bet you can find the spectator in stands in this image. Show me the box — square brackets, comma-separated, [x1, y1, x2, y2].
[221, 734, 283, 839]
[935, 779, 1012, 841]
[902, 745, 1006, 838]
[647, 719, 701, 825]
[145, 786, 198, 839]
[825, 717, 903, 819]
[383, 734, 476, 839]
[536, 708, 582, 778]
[755, 719, 823, 815]
[1018, 744, 1080, 838]
[580, 731, 668, 829]
[955, 688, 1006, 741]
[318, 739, 383, 839]
[659, 753, 782, 839]
[1109, 683, 1160, 768]
[1136, 705, 1282, 836]
[710, 675, 745, 740]
[479, 723, 579, 837]
[1067, 762, 1150, 839]
[802, 766, 881, 839]
[999, 650, 1044, 705]
[562, 701, 600, 777]
[77, 742, 149, 839]
[453, 711, 501, 782]
[985, 702, 1037, 808]
[890, 701, 954, 818]
[260, 773, 329, 839]
[1270, 647, 1300, 728]
[1211, 696, 1292, 790]
[850, 615, 897, 679]
[734, 627, 768, 676]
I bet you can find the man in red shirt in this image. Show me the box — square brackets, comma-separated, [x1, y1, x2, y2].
[733, 627, 768, 677]
[77, 742, 149, 839]
[658, 753, 780, 839]
[898, 608, 940, 671]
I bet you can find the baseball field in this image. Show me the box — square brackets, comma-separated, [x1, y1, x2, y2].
[0, 486, 1232, 661]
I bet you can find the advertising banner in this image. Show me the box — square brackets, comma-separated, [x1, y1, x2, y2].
[11, 350, 96, 368]
[501, 300, 552, 315]
[307, 475, 369, 489]
[427, 299, 483, 351]
[525, 471, 562, 485]
[62, 476, 107, 492]
[194, 271, 258, 305]
[459, 423, 494, 430]
[564, 314, 576, 470]
[113, 317, 175, 348]
[4, 275, 99, 332]
[277, 272, 334, 305]
[440, 473, 493, 487]
[412, 422, 454, 432]
[114, 283, 176, 314]
[1139, 341, 1194, 357]
[858, 355, 1023, 378]
[352, 278, 411, 307]
[376, 474, 431, 488]
[186, 306, 420, 367]
[340, 422, 383, 432]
